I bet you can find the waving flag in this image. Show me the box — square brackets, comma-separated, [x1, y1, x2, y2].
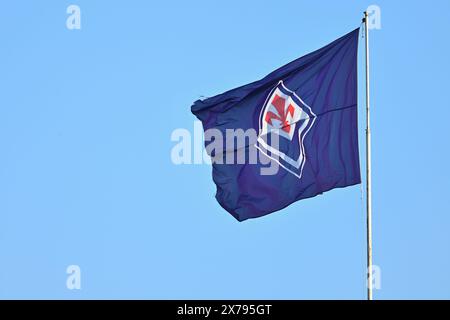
[191, 28, 361, 221]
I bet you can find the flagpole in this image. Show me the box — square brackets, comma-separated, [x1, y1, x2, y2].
[363, 11, 373, 301]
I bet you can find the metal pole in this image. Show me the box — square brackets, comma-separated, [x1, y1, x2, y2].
[363, 11, 373, 301]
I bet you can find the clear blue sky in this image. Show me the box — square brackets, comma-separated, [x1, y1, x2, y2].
[1, 0, 449, 299]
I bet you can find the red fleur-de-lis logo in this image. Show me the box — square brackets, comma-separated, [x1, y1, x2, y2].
[257, 80, 317, 179]
[264, 94, 295, 133]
